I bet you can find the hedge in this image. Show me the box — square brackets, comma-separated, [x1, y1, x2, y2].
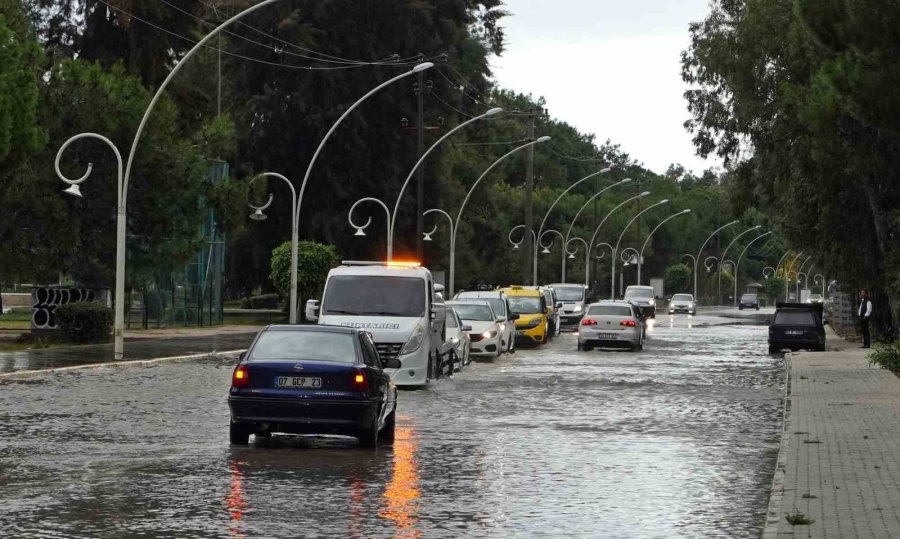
[54, 301, 114, 343]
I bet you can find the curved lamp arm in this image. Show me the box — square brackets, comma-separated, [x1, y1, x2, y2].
[539, 229, 564, 252]
[681, 254, 697, 267]
[762, 266, 777, 279]
[566, 237, 588, 257]
[595, 242, 614, 260]
[508, 224, 535, 249]
[537, 167, 613, 242]
[423, 208, 454, 240]
[55, 133, 123, 201]
[587, 191, 650, 257]
[348, 197, 390, 234]
[247, 172, 295, 215]
[564, 178, 633, 242]
[620, 247, 640, 265]
[704, 256, 718, 272]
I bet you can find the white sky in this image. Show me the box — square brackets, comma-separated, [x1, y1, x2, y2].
[490, 0, 719, 175]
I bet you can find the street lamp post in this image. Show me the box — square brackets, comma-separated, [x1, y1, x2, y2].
[563, 179, 633, 277]
[246, 172, 300, 323]
[763, 266, 777, 280]
[587, 192, 650, 288]
[784, 252, 804, 301]
[423, 209, 455, 291]
[637, 209, 692, 285]
[594, 242, 614, 291]
[390, 107, 505, 260]
[610, 199, 670, 299]
[55, 134, 125, 359]
[732, 231, 772, 307]
[450, 136, 551, 295]
[814, 274, 826, 295]
[54, 0, 290, 360]
[348, 197, 392, 259]
[718, 225, 762, 305]
[533, 168, 613, 284]
[565, 237, 590, 285]
[693, 220, 740, 303]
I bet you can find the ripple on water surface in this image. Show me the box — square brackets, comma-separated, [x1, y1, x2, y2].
[0, 315, 783, 538]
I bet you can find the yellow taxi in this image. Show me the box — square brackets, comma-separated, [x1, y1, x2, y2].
[500, 286, 549, 345]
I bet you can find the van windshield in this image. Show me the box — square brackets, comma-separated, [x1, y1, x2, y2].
[553, 287, 585, 301]
[322, 276, 425, 317]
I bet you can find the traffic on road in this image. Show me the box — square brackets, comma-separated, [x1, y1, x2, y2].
[0, 297, 785, 537]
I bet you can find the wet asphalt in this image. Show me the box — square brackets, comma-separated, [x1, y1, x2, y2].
[0, 311, 783, 538]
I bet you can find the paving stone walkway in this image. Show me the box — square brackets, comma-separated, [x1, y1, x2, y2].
[765, 333, 900, 538]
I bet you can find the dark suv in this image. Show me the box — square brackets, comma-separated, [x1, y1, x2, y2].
[768, 302, 825, 353]
[739, 293, 760, 310]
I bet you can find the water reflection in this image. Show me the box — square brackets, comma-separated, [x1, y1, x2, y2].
[226, 461, 248, 538]
[380, 425, 421, 538]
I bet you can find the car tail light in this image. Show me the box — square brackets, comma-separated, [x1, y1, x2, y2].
[232, 365, 250, 389]
[620, 320, 637, 327]
[351, 370, 369, 391]
[581, 319, 597, 326]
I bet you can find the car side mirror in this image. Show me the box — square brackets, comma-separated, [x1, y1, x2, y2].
[305, 299, 320, 322]
[510, 313, 520, 321]
[383, 358, 402, 369]
[461, 324, 472, 332]
[555, 302, 563, 309]
[497, 316, 507, 323]
[237, 351, 246, 363]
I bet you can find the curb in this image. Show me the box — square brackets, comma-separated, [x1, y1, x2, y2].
[0, 349, 246, 381]
[761, 351, 793, 538]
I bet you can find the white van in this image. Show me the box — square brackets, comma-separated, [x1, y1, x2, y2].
[305, 262, 446, 387]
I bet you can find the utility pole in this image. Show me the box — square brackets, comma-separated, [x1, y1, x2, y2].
[415, 54, 426, 261]
[522, 110, 536, 284]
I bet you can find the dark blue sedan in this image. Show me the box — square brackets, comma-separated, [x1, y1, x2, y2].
[228, 325, 399, 448]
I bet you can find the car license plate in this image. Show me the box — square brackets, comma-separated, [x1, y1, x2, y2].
[598, 333, 617, 339]
[275, 376, 322, 388]
[785, 330, 804, 336]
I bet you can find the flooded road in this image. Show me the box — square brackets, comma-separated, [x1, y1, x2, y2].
[0, 312, 783, 538]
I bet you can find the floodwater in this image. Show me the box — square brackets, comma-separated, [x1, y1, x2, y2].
[0, 312, 783, 538]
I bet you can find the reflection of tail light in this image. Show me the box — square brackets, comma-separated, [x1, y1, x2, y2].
[380, 426, 421, 538]
[227, 462, 248, 537]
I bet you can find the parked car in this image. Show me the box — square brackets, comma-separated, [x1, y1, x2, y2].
[623, 285, 657, 318]
[501, 286, 549, 345]
[445, 307, 472, 371]
[577, 301, 644, 351]
[667, 293, 697, 315]
[739, 293, 760, 310]
[807, 293, 823, 304]
[228, 325, 399, 448]
[453, 290, 516, 353]
[528, 286, 561, 339]
[768, 302, 825, 353]
[445, 301, 505, 358]
[548, 283, 589, 331]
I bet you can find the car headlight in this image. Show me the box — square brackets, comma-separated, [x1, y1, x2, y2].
[648, 299, 655, 306]
[688, 303, 694, 307]
[400, 325, 426, 354]
[573, 305, 583, 313]
[482, 330, 498, 339]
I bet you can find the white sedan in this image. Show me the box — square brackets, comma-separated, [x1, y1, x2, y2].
[446, 301, 504, 359]
[577, 300, 644, 352]
[445, 307, 472, 371]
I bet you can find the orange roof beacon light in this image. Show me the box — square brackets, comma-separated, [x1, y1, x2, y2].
[387, 261, 422, 269]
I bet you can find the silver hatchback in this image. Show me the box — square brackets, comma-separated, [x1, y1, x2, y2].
[577, 301, 644, 351]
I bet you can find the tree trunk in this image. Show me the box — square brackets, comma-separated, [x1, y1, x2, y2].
[862, 176, 898, 338]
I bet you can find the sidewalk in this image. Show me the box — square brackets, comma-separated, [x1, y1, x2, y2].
[0, 328, 258, 374]
[764, 329, 900, 537]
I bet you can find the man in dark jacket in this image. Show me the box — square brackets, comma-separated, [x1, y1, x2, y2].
[858, 289, 873, 348]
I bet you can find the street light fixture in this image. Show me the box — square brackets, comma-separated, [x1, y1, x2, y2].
[448, 136, 550, 295]
[564, 237, 590, 285]
[348, 197, 392, 258]
[718, 225, 763, 305]
[532, 167, 613, 283]
[390, 106, 505, 260]
[610, 199, 669, 298]
[587, 191, 650, 288]
[692, 220, 740, 302]
[637, 209, 692, 285]
[246, 172, 301, 324]
[422, 209, 455, 290]
[732, 231, 772, 307]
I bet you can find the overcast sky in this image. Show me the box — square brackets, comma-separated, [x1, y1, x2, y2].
[490, 0, 717, 175]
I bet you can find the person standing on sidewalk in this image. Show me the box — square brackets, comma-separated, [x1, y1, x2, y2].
[858, 288, 873, 348]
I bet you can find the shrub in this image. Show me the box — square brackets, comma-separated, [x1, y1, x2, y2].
[248, 293, 280, 309]
[868, 342, 900, 373]
[54, 301, 114, 343]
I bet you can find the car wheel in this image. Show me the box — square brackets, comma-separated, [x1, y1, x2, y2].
[358, 415, 379, 449]
[378, 409, 396, 444]
[583, 343, 594, 352]
[229, 420, 250, 446]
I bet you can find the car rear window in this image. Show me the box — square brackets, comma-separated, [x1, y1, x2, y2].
[741, 294, 757, 300]
[588, 305, 633, 316]
[624, 288, 653, 299]
[249, 331, 357, 363]
[774, 310, 816, 326]
[450, 304, 494, 321]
